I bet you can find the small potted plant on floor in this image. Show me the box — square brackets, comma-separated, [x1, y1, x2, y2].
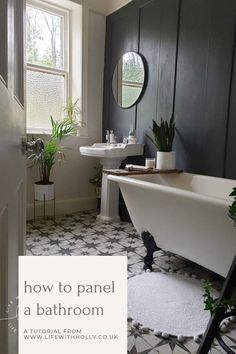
[146, 115, 176, 170]
[89, 164, 103, 210]
[28, 117, 75, 201]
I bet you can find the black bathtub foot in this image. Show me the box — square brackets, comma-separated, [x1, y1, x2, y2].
[141, 231, 161, 271]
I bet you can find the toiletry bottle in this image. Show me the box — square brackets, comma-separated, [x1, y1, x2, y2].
[110, 130, 116, 144]
[128, 129, 137, 144]
[128, 128, 133, 144]
[105, 130, 110, 144]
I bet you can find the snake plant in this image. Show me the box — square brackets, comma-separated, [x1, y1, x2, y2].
[146, 115, 175, 152]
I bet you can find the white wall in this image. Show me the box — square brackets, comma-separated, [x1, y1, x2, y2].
[26, 0, 132, 219]
[27, 3, 106, 219]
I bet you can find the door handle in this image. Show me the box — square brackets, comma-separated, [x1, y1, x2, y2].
[21, 136, 44, 156]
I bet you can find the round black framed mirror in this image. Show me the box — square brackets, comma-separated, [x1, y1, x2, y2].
[112, 51, 145, 108]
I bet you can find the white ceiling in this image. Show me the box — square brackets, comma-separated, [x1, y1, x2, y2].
[60, 0, 132, 15]
[85, 0, 132, 15]
[106, 0, 132, 14]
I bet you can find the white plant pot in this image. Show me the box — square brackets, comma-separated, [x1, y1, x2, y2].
[34, 182, 54, 201]
[156, 151, 176, 170]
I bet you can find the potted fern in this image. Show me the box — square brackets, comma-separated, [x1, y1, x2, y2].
[28, 117, 75, 201]
[146, 115, 176, 170]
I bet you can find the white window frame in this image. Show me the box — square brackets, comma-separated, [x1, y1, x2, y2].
[26, 0, 70, 134]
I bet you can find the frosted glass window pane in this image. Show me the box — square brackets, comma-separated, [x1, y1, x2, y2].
[26, 69, 65, 131]
[26, 6, 63, 69]
[122, 86, 141, 108]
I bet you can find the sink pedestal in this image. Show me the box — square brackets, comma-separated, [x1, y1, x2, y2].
[97, 158, 123, 222]
[79, 143, 144, 222]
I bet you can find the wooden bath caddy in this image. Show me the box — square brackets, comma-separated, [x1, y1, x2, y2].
[103, 168, 183, 176]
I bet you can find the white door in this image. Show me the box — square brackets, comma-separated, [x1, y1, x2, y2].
[0, 0, 26, 353]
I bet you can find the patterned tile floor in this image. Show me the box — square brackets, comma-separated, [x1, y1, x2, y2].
[26, 210, 236, 354]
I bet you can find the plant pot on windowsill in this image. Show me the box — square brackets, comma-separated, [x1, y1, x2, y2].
[34, 181, 54, 201]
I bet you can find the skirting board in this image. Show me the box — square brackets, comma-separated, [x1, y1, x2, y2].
[27, 196, 97, 220]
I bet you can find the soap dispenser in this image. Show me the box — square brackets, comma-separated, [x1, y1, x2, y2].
[105, 130, 110, 144]
[110, 130, 116, 144]
[128, 128, 137, 144]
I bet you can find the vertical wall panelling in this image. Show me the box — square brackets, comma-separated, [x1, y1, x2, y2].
[136, 0, 179, 157]
[174, 0, 212, 173]
[202, 0, 236, 177]
[134, 5, 141, 130]
[104, 0, 236, 178]
[0, 0, 8, 85]
[104, 2, 140, 141]
[174, 0, 236, 176]
[225, 20, 236, 179]
[103, 19, 112, 137]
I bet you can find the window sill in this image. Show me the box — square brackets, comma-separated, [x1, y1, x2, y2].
[27, 128, 52, 136]
[26, 129, 90, 139]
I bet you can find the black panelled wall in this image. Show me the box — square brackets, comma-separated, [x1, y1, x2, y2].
[175, 0, 236, 176]
[103, 0, 236, 178]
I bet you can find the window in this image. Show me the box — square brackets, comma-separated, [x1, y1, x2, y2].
[121, 52, 144, 108]
[26, 0, 69, 132]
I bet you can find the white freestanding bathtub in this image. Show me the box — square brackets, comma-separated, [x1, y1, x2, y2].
[108, 172, 236, 277]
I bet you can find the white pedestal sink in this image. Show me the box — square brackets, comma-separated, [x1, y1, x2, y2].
[80, 143, 144, 221]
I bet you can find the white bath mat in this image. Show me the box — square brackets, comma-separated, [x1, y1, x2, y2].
[128, 272, 219, 337]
